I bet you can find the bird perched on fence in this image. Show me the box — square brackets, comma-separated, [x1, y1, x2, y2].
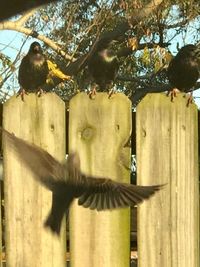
[167, 44, 200, 106]
[3, 128, 163, 235]
[18, 42, 71, 101]
[88, 40, 119, 99]
[18, 42, 49, 101]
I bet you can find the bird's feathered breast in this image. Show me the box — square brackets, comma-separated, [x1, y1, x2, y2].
[88, 51, 119, 87]
[167, 47, 199, 91]
[29, 53, 46, 68]
[18, 52, 49, 90]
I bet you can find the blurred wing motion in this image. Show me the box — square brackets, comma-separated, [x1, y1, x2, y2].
[78, 177, 162, 211]
[3, 128, 66, 190]
[3, 128, 164, 211]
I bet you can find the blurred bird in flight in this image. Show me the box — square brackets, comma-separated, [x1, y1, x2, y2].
[3, 129, 163, 235]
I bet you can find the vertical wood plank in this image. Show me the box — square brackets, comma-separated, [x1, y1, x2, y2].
[3, 93, 66, 267]
[137, 93, 199, 267]
[69, 92, 132, 267]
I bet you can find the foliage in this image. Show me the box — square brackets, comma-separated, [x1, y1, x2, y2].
[0, 0, 199, 103]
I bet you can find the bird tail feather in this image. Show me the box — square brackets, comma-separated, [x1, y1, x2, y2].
[44, 193, 71, 235]
[44, 210, 69, 235]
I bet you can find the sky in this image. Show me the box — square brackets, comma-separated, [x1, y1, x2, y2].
[0, 5, 199, 107]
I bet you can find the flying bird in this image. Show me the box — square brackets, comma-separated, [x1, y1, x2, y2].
[3, 129, 163, 235]
[88, 41, 119, 99]
[18, 42, 49, 101]
[167, 44, 200, 106]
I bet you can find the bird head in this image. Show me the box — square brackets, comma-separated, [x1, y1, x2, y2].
[28, 42, 45, 66]
[97, 38, 118, 51]
[178, 44, 197, 56]
[179, 44, 200, 67]
[67, 152, 81, 170]
[29, 42, 42, 54]
[99, 48, 116, 62]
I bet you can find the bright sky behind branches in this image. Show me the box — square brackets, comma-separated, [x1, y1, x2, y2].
[0, 5, 199, 107]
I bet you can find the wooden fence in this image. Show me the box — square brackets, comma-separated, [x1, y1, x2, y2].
[0, 92, 199, 266]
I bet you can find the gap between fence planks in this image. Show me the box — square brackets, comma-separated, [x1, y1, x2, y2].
[3, 93, 66, 267]
[137, 93, 199, 267]
[69, 92, 132, 267]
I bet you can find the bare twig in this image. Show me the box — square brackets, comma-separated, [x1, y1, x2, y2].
[17, 8, 38, 26]
[0, 9, 73, 62]
[65, 0, 165, 75]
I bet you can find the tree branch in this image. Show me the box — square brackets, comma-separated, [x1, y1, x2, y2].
[131, 83, 200, 106]
[0, 0, 166, 91]
[0, 0, 165, 77]
[0, 15, 73, 62]
[129, 0, 164, 26]
[65, 0, 165, 75]
[17, 9, 38, 26]
[0, 0, 59, 21]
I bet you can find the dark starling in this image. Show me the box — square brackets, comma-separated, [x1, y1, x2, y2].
[88, 41, 119, 98]
[18, 42, 49, 101]
[3, 129, 163, 235]
[167, 44, 200, 105]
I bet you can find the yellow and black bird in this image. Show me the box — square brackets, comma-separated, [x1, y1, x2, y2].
[3, 128, 163, 235]
[18, 42, 49, 101]
[167, 44, 200, 105]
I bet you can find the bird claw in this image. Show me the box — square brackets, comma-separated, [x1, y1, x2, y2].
[186, 92, 193, 107]
[88, 86, 97, 99]
[17, 88, 28, 101]
[108, 88, 116, 99]
[36, 88, 46, 97]
[167, 88, 179, 102]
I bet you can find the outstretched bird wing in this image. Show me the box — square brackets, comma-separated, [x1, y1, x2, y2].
[3, 128, 163, 210]
[78, 176, 162, 211]
[3, 128, 66, 191]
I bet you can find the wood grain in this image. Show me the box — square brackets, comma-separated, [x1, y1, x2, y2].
[3, 93, 66, 267]
[69, 92, 132, 267]
[137, 93, 199, 267]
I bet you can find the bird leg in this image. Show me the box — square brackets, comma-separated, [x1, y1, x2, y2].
[108, 83, 116, 99]
[108, 88, 116, 99]
[88, 84, 97, 99]
[186, 91, 193, 107]
[17, 88, 28, 101]
[36, 88, 46, 97]
[167, 88, 179, 102]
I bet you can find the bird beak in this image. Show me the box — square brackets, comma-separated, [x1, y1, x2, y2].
[34, 46, 40, 52]
[99, 50, 108, 58]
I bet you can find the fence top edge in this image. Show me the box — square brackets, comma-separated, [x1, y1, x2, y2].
[69, 92, 132, 105]
[137, 92, 198, 111]
[3, 92, 65, 107]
